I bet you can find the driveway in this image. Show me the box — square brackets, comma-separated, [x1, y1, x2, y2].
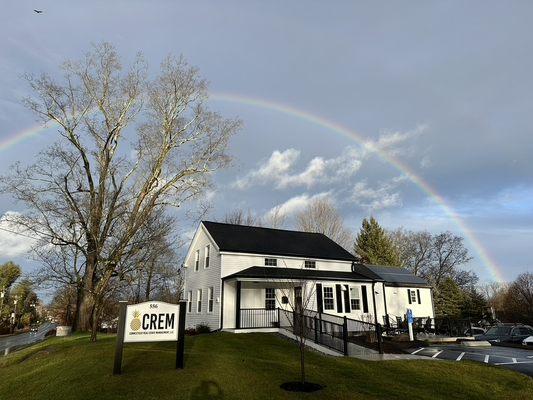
[0, 322, 57, 355]
[409, 344, 533, 377]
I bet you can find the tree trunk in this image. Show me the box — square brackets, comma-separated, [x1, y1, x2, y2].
[71, 283, 84, 332]
[145, 262, 154, 301]
[76, 255, 97, 331]
[300, 340, 306, 384]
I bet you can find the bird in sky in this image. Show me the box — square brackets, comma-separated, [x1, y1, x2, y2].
[34, 9, 43, 14]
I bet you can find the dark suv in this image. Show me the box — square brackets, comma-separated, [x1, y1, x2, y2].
[475, 324, 533, 344]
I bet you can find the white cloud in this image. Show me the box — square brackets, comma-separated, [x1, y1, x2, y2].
[0, 212, 36, 258]
[233, 149, 300, 189]
[233, 125, 428, 191]
[265, 191, 332, 218]
[234, 147, 364, 190]
[350, 178, 405, 211]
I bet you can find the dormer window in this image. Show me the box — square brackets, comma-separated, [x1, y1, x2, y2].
[265, 258, 277, 266]
[304, 260, 316, 269]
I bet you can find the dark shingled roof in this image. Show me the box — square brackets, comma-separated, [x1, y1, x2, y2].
[224, 266, 380, 282]
[202, 221, 357, 262]
[365, 265, 431, 287]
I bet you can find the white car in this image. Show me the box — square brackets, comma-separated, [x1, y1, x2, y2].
[522, 335, 533, 346]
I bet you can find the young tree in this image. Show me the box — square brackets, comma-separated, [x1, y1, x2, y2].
[0, 262, 22, 328]
[295, 198, 352, 250]
[1, 43, 240, 341]
[354, 217, 400, 266]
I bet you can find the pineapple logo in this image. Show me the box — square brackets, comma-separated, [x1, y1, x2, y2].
[130, 310, 142, 331]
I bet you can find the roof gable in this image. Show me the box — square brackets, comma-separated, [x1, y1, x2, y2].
[201, 221, 357, 262]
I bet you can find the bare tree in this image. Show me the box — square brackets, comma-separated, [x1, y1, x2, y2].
[502, 273, 533, 324]
[1, 43, 240, 340]
[223, 209, 263, 226]
[389, 229, 433, 275]
[429, 232, 473, 287]
[263, 205, 286, 229]
[295, 198, 353, 250]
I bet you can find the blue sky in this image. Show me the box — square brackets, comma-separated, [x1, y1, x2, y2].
[0, 1, 532, 284]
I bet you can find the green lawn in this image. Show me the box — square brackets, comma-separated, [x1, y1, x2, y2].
[0, 332, 531, 400]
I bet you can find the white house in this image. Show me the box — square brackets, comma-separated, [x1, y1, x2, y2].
[183, 221, 434, 332]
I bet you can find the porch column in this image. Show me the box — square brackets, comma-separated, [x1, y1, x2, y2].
[235, 281, 241, 329]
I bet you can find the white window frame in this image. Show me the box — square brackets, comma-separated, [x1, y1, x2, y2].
[265, 288, 276, 310]
[207, 287, 214, 313]
[304, 260, 316, 269]
[197, 289, 202, 313]
[194, 250, 200, 271]
[409, 289, 417, 304]
[204, 245, 210, 268]
[323, 286, 334, 310]
[187, 290, 192, 313]
[265, 258, 277, 266]
[349, 286, 361, 311]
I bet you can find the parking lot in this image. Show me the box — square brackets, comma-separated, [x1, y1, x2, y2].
[409, 344, 533, 377]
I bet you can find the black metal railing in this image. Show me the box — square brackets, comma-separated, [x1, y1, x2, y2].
[383, 314, 475, 337]
[278, 308, 383, 355]
[239, 308, 279, 329]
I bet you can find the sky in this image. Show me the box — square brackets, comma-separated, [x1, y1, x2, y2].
[0, 1, 532, 285]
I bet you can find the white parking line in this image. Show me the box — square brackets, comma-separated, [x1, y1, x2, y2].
[432, 350, 443, 358]
[494, 361, 533, 366]
[411, 348, 425, 355]
[484, 355, 489, 363]
[456, 352, 465, 361]
[512, 358, 517, 363]
[527, 355, 533, 359]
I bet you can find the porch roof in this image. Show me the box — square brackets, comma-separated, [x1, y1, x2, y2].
[223, 266, 382, 282]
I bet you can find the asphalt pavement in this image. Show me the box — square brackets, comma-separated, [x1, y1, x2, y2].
[0, 322, 56, 355]
[409, 343, 533, 377]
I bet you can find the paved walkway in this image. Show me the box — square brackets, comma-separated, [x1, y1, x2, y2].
[408, 344, 533, 377]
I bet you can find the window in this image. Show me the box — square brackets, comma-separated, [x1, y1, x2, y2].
[207, 287, 214, 313]
[265, 288, 276, 309]
[187, 290, 192, 313]
[349, 286, 361, 311]
[196, 289, 202, 313]
[204, 245, 210, 268]
[194, 250, 200, 271]
[323, 287, 334, 310]
[265, 258, 277, 266]
[304, 260, 316, 269]
[409, 290, 417, 304]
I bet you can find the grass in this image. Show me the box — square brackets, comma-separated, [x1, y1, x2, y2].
[0, 332, 531, 400]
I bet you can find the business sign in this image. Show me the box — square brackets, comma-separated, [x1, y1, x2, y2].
[406, 308, 414, 324]
[124, 301, 180, 343]
[113, 300, 186, 375]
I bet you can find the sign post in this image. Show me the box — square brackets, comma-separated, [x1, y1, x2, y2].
[113, 300, 186, 375]
[407, 308, 414, 342]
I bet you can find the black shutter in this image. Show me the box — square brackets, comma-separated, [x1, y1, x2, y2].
[417, 289, 421, 304]
[361, 285, 369, 313]
[335, 284, 343, 313]
[407, 289, 412, 304]
[343, 285, 351, 313]
[316, 283, 323, 313]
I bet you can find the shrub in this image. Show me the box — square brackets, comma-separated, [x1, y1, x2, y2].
[195, 323, 211, 334]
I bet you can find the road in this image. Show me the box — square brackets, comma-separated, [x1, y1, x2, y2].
[0, 322, 56, 355]
[409, 343, 533, 377]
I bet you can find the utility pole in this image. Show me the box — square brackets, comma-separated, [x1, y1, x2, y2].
[11, 296, 18, 333]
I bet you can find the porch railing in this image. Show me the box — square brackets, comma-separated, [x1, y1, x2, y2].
[239, 308, 279, 329]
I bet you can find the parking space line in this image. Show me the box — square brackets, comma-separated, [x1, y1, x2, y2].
[494, 361, 533, 366]
[484, 355, 489, 363]
[456, 352, 465, 361]
[512, 358, 517, 363]
[411, 348, 424, 355]
[432, 350, 443, 358]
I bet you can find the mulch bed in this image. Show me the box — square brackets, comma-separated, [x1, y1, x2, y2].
[280, 382, 324, 392]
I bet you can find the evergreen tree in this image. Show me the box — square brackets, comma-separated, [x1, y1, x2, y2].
[434, 278, 464, 318]
[354, 217, 401, 266]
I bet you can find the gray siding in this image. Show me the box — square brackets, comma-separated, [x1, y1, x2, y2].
[183, 225, 222, 330]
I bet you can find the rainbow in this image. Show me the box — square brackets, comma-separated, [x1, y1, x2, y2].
[0, 93, 504, 281]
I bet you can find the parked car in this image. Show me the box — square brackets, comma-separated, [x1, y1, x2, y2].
[523, 336, 533, 347]
[475, 324, 533, 344]
[464, 326, 486, 336]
